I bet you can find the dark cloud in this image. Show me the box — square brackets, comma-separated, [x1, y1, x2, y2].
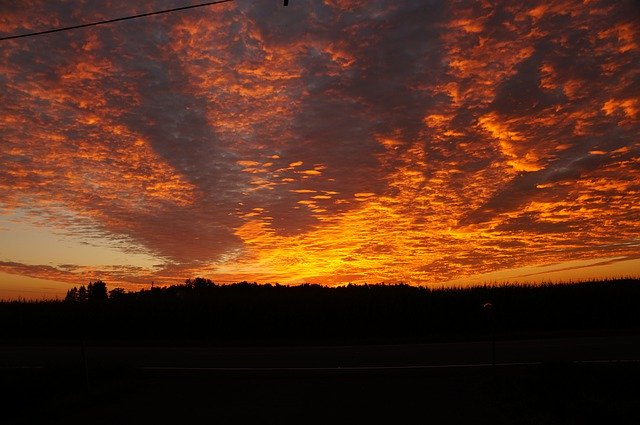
[493, 212, 575, 234]
[490, 49, 565, 115]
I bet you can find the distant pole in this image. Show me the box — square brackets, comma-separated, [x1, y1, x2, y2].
[491, 323, 495, 367]
[81, 338, 90, 391]
[483, 302, 495, 367]
[79, 303, 91, 392]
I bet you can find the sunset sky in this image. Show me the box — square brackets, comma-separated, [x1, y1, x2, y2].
[1, 0, 639, 299]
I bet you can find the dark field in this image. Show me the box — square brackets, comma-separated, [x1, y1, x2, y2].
[3, 336, 640, 424]
[3, 279, 640, 423]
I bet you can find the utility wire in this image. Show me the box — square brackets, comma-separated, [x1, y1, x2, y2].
[0, 0, 234, 42]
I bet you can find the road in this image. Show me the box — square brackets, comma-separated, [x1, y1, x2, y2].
[4, 335, 640, 425]
[2, 334, 640, 370]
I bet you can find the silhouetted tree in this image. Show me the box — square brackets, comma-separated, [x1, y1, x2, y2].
[109, 287, 126, 300]
[87, 281, 107, 303]
[65, 282, 108, 303]
[185, 277, 216, 290]
[77, 285, 88, 302]
[64, 287, 79, 303]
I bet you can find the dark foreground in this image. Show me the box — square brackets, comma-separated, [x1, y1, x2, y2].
[4, 336, 640, 424]
[5, 362, 640, 425]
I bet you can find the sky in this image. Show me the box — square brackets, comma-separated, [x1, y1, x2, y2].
[1, 0, 639, 299]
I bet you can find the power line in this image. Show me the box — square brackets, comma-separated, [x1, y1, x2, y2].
[0, 0, 234, 42]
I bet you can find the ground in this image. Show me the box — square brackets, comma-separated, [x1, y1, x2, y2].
[4, 336, 640, 424]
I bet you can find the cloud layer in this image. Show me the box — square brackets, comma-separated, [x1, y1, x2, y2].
[1, 0, 638, 288]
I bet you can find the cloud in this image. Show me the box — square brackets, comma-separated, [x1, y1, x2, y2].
[0, 0, 638, 288]
[515, 254, 640, 278]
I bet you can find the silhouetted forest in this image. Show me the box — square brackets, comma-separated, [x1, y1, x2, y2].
[2, 278, 639, 345]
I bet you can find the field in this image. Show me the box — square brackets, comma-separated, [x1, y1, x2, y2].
[4, 336, 640, 424]
[3, 279, 640, 423]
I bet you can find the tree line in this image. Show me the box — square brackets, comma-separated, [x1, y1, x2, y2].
[1, 277, 638, 345]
